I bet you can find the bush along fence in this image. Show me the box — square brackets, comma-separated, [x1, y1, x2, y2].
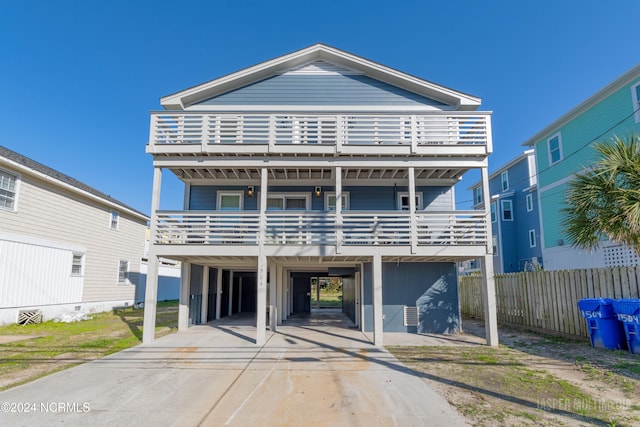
[459, 266, 640, 339]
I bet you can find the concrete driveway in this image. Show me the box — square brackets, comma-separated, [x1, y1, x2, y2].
[0, 311, 471, 426]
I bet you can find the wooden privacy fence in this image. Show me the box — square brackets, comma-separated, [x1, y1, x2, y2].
[459, 267, 640, 338]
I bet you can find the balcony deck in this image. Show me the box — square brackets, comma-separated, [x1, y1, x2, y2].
[152, 210, 488, 260]
[147, 111, 492, 157]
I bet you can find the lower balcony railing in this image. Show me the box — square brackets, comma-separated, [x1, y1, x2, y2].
[153, 211, 487, 247]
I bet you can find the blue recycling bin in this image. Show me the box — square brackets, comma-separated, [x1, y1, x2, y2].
[612, 299, 640, 355]
[577, 298, 627, 350]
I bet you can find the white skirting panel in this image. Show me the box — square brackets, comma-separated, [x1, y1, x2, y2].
[0, 299, 135, 325]
[0, 237, 84, 309]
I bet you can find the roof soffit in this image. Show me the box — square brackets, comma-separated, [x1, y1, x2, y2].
[161, 44, 481, 110]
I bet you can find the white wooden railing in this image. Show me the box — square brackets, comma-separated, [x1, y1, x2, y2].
[149, 112, 491, 148]
[153, 211, 487, 246]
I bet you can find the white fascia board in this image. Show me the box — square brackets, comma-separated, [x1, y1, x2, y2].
[161, 43, 482, 111]
[154, 157, 487, 169]
[0, 158, 149, 223]
[522, 63, 640, 147]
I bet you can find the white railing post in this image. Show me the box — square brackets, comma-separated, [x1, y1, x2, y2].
[336, 115, 343, 153]
[259, 168, 268, 247]
[408, 167, 418, 253]
[148, 114, 157, 152]
[410, 115, 418, 153]
[201, 114, 210, 152]
[335, 166, 343, 253]
[268, 115, 276, 152]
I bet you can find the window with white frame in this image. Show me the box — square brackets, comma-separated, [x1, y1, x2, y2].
[501, 199, 513, 221]
[217, 191, 243, 211]
[490, 202, 496, 223]
[501, 171, 509, 191]
[526, 193, 534, 212]
[118, 259, 129, 284]
[632, 81, 640, 123]
[325, 192, 350, 211]
[264, 193, 310, 210]
[0, 168, 19, 211]
[397, 192, 423, 211]
[71, 253, 84, 276]
[109, 211, 119, 230]
[548, 133, 563, 165]
[529, 229, 537, 248]
[474, 187, 482, 205]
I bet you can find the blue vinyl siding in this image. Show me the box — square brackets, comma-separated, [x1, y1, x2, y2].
[486, 155, 543, 272]
[189, 185, 453, 211]
[197, 74, 447, 107]
[362, 262, 459, 333]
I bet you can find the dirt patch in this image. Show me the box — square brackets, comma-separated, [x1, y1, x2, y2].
[0, 335, 41, 344]
[389, 318, 640, 427]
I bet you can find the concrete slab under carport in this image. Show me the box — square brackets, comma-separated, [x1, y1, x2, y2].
[0, 313, 474, 426]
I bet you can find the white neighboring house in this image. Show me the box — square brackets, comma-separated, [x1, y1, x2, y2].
[0, 145, 149, 324]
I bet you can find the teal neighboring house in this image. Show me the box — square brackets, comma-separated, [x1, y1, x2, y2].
[523, 64, 640, 270]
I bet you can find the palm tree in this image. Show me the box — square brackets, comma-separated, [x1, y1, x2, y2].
[562, 134, 640, 255]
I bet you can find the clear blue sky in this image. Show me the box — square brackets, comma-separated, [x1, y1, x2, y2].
[1, 0, 639, 214]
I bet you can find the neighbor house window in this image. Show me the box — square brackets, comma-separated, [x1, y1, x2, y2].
[474, 187, 482, 205]
[548, 133, 563, 165]
[217, 191, 243, 211]
[109, 211, 119, 230]
[501, 200, 513, 221]
[325, 192, 350, 211]
[526, 193, 534, 212]
[492, 236, 498, 256]
[398, 192, 423, 211]
[118, 259, 129, 284]
[71, 254, 84, 276]
[501, 171, 509, 191]
[632, 81, 640, 123]
[490, 202, 496, 223]
[0, 168, 19, 211]
[529, 229, 537, 248]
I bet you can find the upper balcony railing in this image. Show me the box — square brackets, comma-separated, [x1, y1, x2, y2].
[148, 112, 491, 154]
[152, 210, 488, 247]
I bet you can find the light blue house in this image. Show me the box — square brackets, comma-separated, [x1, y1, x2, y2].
[469, 150, 541, 273]
[142, 44, 499, 346]
[523, 64, 640, 270]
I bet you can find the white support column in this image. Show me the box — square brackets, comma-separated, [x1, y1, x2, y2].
[143, 167, 162, 344]
[480, 166, 498, 346]
[372, 253, 383, 347]
[178, 262, 190, 331]
[201, 266, 209, 324]
[335, 166, 343, 253]
[256, 254, 268, 345]
[228, 270, 234, 316]
[238, 277, 243, 313]
[276, 264, 284, 325]
[256, 168, 269, 345]
[215, 268, 222, 320]
[269, 261, 277, 331]
[408, 167, 418, 254]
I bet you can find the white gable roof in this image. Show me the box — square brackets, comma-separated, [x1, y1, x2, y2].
[160, 43, 481, 111]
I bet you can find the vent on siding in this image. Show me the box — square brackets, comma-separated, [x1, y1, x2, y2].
[18, 310, 42, 325]
[403, 306, 419, 327]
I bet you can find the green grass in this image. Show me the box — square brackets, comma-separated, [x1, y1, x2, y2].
[0, 302, 178, 390]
